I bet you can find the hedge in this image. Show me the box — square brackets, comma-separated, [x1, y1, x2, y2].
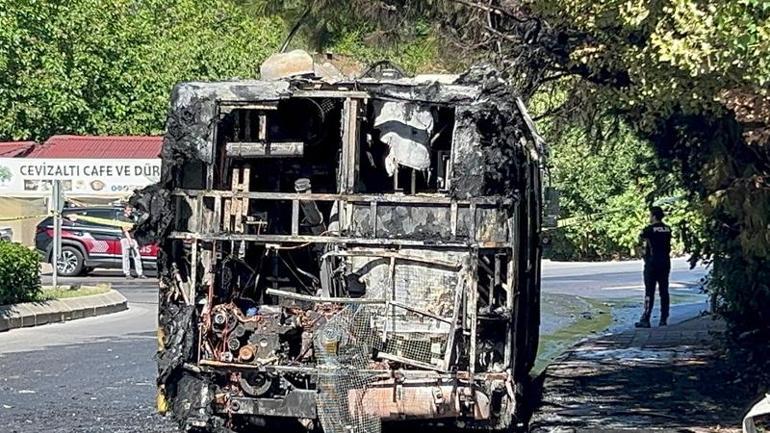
[0, 241, 41, 305]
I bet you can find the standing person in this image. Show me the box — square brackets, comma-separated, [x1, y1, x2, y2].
[635, 206, 672, 328]
[67, 204, 146, 279]
[120, 205, 145, 279]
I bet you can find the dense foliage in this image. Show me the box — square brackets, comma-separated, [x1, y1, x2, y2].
[0, 241, 41, 305]
[542, 121, 701, 261]
[523, 0, 770, 328]
[236, 0, 448, 73]
[0, 0, 285, 140]
[531, 80, 704, 261]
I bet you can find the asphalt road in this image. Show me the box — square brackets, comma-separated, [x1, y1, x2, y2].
[541, 257, 709, 333]
[0, 272, 174, 433]
[0, 260, 708, 432]
[542, 257, 707, 298]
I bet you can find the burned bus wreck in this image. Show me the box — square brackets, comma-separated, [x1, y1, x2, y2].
[136, 64, 545, 433]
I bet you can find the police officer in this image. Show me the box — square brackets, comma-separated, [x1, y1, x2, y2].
[635, 206, 672, 328]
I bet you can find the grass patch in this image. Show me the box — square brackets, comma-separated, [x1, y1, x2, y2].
[35, 284, 111, 301]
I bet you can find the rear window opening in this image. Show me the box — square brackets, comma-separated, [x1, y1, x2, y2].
[214, 98, 343, 194]
[357, 103, 455, 194]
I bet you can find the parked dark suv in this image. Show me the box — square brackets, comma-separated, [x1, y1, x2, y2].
[35, 206, 158, 277]
[0, 226, 12, 242]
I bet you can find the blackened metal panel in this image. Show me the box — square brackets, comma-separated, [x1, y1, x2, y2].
[349, 202, 508, 243]
[164, 81, 291, 166]
[225, 390, 317, 418]
[475, 207, 508, 242]
[450, 106, 484, 199]
[374, 203, 451, 240]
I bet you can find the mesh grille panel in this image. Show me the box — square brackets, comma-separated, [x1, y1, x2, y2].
[313, 249, 468, 433]
[315, 306, 381, 433]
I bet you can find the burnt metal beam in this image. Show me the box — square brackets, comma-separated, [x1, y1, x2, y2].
[468, 249, 479, 382]
[342, 98, 360, 193]
[376, 352, 446, 372]
[389, 300, 453, 324]
[443, 266, 467, 370]
[169, 231, 503, 248]
[225, 141, 304, 158]
[265, 288, 386, 304]
[172, 189, 512, 206]
[321, 250, 462, 268]
[192, 361, 508, 382]
[450, 201, 459, 238]
[223, 391, 317, 418]
[218, 102, 279, 113]
[292, 89, 369, 99]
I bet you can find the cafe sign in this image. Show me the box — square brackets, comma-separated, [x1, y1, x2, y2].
[0, 158, 160, 196]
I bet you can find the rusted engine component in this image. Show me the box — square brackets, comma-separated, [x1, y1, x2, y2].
[138, 55, 544, 433]
[205, 303, 302, 364]
[238, 373, 273, 397]
[348, 384, 491, 421]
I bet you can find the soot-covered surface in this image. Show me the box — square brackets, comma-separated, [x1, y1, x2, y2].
[130, 65, 544, 433]
[451, 65, 543, 201]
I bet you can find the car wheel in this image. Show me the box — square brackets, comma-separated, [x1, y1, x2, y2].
[80, 266, 95, 276]
[56, 246, 84, 277]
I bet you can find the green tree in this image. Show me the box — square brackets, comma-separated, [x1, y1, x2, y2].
[0, 0, 285, 140]
[236, 0, 449, 73]
[537, 108, 702, 261]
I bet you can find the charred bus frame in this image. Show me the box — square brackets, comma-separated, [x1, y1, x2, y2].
[148, 68, 544, 433]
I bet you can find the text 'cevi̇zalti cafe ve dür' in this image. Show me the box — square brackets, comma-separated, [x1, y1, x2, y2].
[0, 135, 162, 245]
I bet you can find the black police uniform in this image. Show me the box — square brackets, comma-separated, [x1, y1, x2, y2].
[640, 222, 672, 322]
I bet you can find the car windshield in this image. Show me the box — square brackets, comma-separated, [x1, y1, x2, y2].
[62, 209, 87, 217]
[68, 208, 122, 228]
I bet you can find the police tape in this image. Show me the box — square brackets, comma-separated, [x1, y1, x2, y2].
[543, 217, 581, 232]
[546, 196, 683, 230]
[0, 214, 50, 222]
[556, 216, 581, 227]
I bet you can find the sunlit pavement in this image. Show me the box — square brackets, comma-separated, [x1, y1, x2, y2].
[530, 316, 748, 433]
[1, 272, 174, 433]
[542, 257, 708, 325]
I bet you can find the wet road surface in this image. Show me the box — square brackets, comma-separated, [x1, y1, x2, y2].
[0, 260, 708, 432]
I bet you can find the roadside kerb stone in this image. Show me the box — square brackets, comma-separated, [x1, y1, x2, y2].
[0, 290, 128, 332]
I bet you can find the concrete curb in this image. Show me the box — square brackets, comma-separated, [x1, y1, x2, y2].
[0, 290, 128, 332]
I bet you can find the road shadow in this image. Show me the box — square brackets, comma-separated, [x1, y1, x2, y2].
[528, 317, 761, 432]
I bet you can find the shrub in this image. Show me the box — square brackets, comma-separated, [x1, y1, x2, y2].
[0, 241, 41, 305]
